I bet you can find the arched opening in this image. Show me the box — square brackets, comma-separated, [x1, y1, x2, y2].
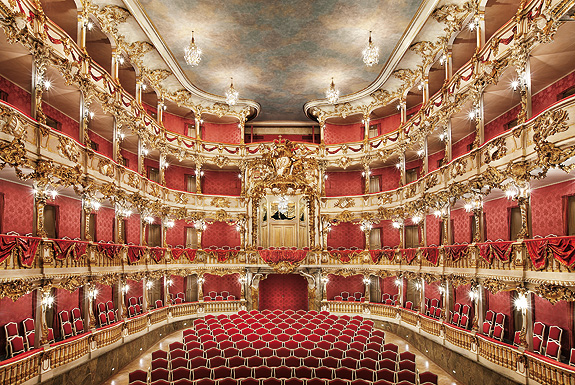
[259, 274, 308, 311]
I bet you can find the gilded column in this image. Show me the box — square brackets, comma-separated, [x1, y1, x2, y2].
[39, 286, 53, 344]
[363, 166, 370, 195]
[159, 153, 167, 186]
[157, 96, 165, 125]
[81, 199, 92, 242]
[135, 76, 144, 105]
[195, 164, 203, 194]
[308, 198, 316, 249]
[251, 198, 259, 248]
[34, 187, 48, 238]
[31, 59, 46, 124]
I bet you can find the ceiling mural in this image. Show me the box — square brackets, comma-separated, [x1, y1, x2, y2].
[139, 0, 423, 122]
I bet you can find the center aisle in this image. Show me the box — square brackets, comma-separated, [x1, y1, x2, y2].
[102, 311, 463, 385]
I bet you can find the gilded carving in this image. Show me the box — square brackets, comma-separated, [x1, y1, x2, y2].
[334, 197, 355, 209]
[534, 283, 575, 304]
[211, 197, 231, 208]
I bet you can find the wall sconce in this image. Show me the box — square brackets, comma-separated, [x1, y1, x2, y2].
[504, 181, 530, 200]
[83, 198, 101, 212]
[194, 220, 207, 231]
[145, 280, 153, 290]
[321, 277, 329, 285]
[42, 292, 55, 309]
[239, 276, 247, 284]
[411, 215, 422, 225]
[469, 288, 478, 301]
[144, 216, 155, 224]
[163, 218, 175, 228]
[166, 279, 173, 287]
[514, 293, 529, 312]
[33, 185, 58, 200]
[195, 169, 205, 177]
[87, 288, 99, 301]
[360, 221, 373, 232]
[464, 195, 483, 212]
[468, 15, 480, 31]
[363, 277, 371, 285]
[414, 281, 422, 291]
[141, 148, 149, 156]
[121, 284, 130, 294]
[197, 277, 205, 285]
[394, 278, 403, 287]
[392, 219, 404, 229]
[439, 53, 447, 66]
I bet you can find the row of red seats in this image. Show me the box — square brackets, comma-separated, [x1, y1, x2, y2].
[130, 375, 423, 385]
[4, 319, 54, 358]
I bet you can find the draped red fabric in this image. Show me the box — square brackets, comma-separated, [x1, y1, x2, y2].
[525, 239, 548, 270]
[547, 237, 575, 268]
[381, 249, 396, 261]
[478, 241, 513, 264]
[97, 243, 122, 259]
[0, 235, 18, 264]
[369, 250, 382, 263]
[150, 247, 166, 263]
[171, 248, 197, 261]
[17, 237, 40, 267]
[421, 247, 439, 265]
[444, 244, 468, 261]
[213, 249, 238, 262]
[328, 250, 362, 263]
[258, 249, 307, 264]
[127, 245, 146, 263]
[53, 240, 88, 261]
[401, 248, 417, 264]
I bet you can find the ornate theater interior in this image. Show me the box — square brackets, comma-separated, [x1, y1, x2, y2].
[0, 0, 575, 384]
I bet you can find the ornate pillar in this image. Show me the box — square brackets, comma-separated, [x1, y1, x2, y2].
[114, 209, 125, 244]
[33, 186, 48, 238]
[517, 196, 530, 240]
[308, 198, 316, 249]
[140, 217, 148, 246]
[445, 48, 453, 81]
[422, 75, 429, 104]
[85, 282, 97, 330]
[111, 48, 119, 81]
[81, 198, 93, 242]
[142, 278, 149, 312]
[112, 118, 122, 163]
[419, 278, 426, 313]
[197, 275, 205, 302]
[472, 284, 482, 332]
[363, 166, 370, 194]
[157, 96, 165, 125]
[321, 276, 329, 302]
[398, 152, 406, 187]
[31, 59, 46, 124]
[239, 120, 245, 144]
[513, 46, 533, 125]
[195, 115, 202, 139]
[79, 93, 90, 146]
[423, 136, 429, 175]
[163, 274, 170, 306]
[319, 120, 325, 144]
[475, 11, 485, 49]
[399, 99, 407, 125]
[77, 11, 87, 49]
[250, 274, 264, 311]
[445, 119, 453, 163]
[321, 216, 331, 251]
[159, 152, 167, 186]
[251, 198, 259, 248]
[361, 221, 372, 251]
[441, 210, 451, 246]
[363, 276, 371, 303]
[39, 286, 53, 345]
[195, 164, 203, 194]
[395, 276, 404, 307]
[118, 279, 128, 320]
[363, 114, 370, 141]
[472, 94, 484, 148]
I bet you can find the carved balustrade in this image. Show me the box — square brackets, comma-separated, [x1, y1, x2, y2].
[419, 315, 442, 336]
[203, 300, 242, 314]
[0, 349, 42, 385]
[527, 352, 575, 385]
[125, 314, 148, 335]
[149, 307, 169, 325]
[477, 334, 520, 371]
[93, 322, 123, 349]
[49, 333, 90, 369]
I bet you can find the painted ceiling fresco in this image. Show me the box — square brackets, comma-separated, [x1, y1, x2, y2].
[139, 0, 423, 122]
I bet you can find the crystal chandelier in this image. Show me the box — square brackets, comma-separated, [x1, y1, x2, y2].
[277, 196, 289, 216]
[325, 78, 339, 104]
[184, 31, 202, 66]
[225, 77, 239, 106]
[362, 31, 379, 67]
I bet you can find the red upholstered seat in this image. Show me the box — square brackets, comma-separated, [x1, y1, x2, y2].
[212, 366, 232, 379]
[151, 358, 169, 370]
[247, 356, 264, 367]
[397, 369, 416, 383]
[327, 348, 344, 359]
[355, 368, 374, 381]
[261, 379, 281, 385]
[234, 365, 252, 379]
[322, 356, 339, 368]
[253, 365, 273, 379]
[228, 356, 245, 368]
[275, 365, 292, 378]
[285, 379, 304, 385]
[258, 347, 273, 358]
[314, 367, 334, 380]
[152, 350, 168, 361]
[171, 348, 187, 360]
[266, 355, 282, 367]
[188, 348, 204, 359]
[219, 341, 234, 351]
[399, 351, 415, 362]
[196, 379, 215, 385]
[363, 349, 380, 361]
[335, 367, 354, 380]
[191, 356, 208, 368]
[303, 356, 321, 368]
[380, 351, 397, 362]
[209, 356, 227, 368]
[268, 340, 283, 350]
[151, 368, 170, 382]
[340, 357, 357, 369]
[345, 349, 362, 360]
[376, 368, 395, 382]
[129, 370, 148, 384]
[308, 380, 327, 385]
[378, 358, 396, 371]
[192, 366, 211, 381]
[418, 371, 438, 385]
[383, 343, 398, 353]
[285, 340, 299, 349]
[317, 340, 332, 350]
[398, 360, 416, 372]
[284, 356, 300, 367]
[172, 367, 191, 381]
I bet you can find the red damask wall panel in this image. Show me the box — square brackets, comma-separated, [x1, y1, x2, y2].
[484, 105, 521, 142]
[203, 171, 241, 196]
[164, 111, 194, 136]
[96, 206, 115, 242]
[426, 215, 440, 246]
[53, 288, 80, 339]
[125, 279, 143, 307]
[125, 214, 140, 245]
[428, 150, 445, 173]
[531, 180, 575, 237]
[259, 274, 308, 311]
[164, 164, 188, 192]
[452, 132, 475, 160]
[486, 290, 513, 340]
[371, 166, 400, 192]
[324, 123, 363, 144]
[169, 275, 185, 297]
[166, 219, 186, 248]
[94, 282, 113, 310]
[454, 284, 473, 307]
[533, 295, 573, 357]
[43, 103, 80, 142]
[406, 159, 423, 179]
[202, 122, 241, 144]
[325, 171, 363, 197]
[327, 222, 363, 249]
[56, 195, 81, 239]
[0, 76, 31, 116]
[532, 70, 575, 116]
[203, 273, 240, 298]
[424, 281, 442, 304]
[380, 220, 401, 248]
[373, 114, 401, 136]
[0, 292, 34, 354]
[0, 180, 34, 235]
[484, 197, 516, 241]
[202, 221, 240, 248]
[88, 131, 113, 159]
[379, 277, 399, 297]
[451, 208, 471, 244]
[120, 149, 138, 172]
[326, 274, 364, 300]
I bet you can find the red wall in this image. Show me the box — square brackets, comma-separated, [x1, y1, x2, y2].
[125, 214, 140, 245]
[0, 180, 34, 235]
[486, 290, 513, 340]
[428, 149, 445, 173]
[95, 206, 115, 242]
[125, 279, 143, 306]
[120, 149, 138, 172]
[259, 274, 308, 311]
[531, 180, 575, 237]
[484, 105, 520, 142]
[43, 103, 80, 142]
[53, 288, 80, 339]
[424, 281, 442, 307]
[451, 208, 471, 244]
[327, 222, 363, 249]
[202, 122, 241, 144]
[452, 132, 475, 160]
[93, 282, 113, 312]
[454, 284, 473, 308]
[373, 114, 401, 136]
[203, 171, 241, 196]
[533, 295, 573, 357]
[380, 220, 401, 248]
[324, 122, 363, 144]
[0, 76, 31, 117]
[426, 215, 440, 246]
[165, 219, 186, 248]
[164, 164, 188, 192]
[380, 277, 399, 297]
[164, 111, 194, 137]
[56, 195, 81, 239]
[372, 166, 400, 192]
[202, 221, 240, 248]
[326, 274, 364, 300]
[484, 197, 516, 241]
[203, 273, 240, 298]
[532, 71, 575, 116]
[325, 172, 362, 197]
[88, 131, 113, 159]
[169, 275, 185, 297]
[0, 292, 34, 354]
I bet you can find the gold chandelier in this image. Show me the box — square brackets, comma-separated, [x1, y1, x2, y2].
[325, 78, 339, 104]
[362, 31, 379, 67]
[225, 77, 239, 106]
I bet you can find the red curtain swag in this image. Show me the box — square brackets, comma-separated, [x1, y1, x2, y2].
[52, 239, 88, 261]
[127, 245, 146, 263]
[0, 235, 41, 267]
[97, 243, 123, 259]
[329, 250, 362, 263]
[401, 248, 417, 264]
[478, 241, 514, 264]
[421, 247, 439, 265]
[525, 236, 575, 270]
[258, 249, 308, 264]
[211, 249, 238, 262]
[150, 247, 166, 263]
[444, 244, 469, 261]
[381, 249, 396, 262]
[171, 248, 197, 262]
[369, 250, 382, 264]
